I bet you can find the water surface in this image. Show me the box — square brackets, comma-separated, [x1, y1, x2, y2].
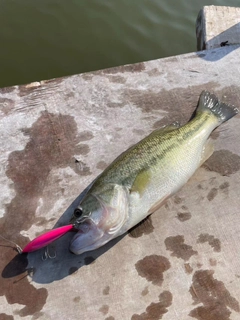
[0, 0, 239, 87]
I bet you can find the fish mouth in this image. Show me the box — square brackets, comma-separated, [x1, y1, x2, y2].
[69, 218, 105, 255]
[69, 185, 129, 255]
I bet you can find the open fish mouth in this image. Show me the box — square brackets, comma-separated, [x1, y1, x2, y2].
[69, 218, 105, 255]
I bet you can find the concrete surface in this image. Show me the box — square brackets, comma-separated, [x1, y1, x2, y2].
[1, 44, 240, 319]
[196, 5, 240, 50]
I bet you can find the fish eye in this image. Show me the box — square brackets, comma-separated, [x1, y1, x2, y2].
[74, 208, 83, 218]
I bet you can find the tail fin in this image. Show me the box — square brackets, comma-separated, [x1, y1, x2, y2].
[197, 91, 238, 124]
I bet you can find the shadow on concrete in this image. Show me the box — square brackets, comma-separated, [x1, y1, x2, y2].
[2, 185, 127, 284]
[196, 44, 240, 62]
[196, 14, 240, 61]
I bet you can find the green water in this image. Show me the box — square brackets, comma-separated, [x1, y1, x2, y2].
[0, 0, 239, 88]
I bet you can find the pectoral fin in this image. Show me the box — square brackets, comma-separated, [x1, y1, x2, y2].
[130, 170, 151, 197]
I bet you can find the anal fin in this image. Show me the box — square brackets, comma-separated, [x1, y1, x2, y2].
[148, 193, 170, 215]
[199, 139, 214, 167]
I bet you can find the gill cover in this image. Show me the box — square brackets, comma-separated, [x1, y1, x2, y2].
[69, 184, 129, 255]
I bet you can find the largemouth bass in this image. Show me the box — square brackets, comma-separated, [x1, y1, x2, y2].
[67, 91, 238, 254]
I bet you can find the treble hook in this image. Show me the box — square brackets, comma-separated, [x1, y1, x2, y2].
[42, 246, 57, 261]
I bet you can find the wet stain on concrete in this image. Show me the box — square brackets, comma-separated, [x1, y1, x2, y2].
[164, 202, 170, 210]
[165, 235, 198, 261]
[78, 131, 94, 142]
[96, 160, 108, 171]
[209, 177, 217, 185]
[132, 128, 145, 136]
[73, 296, 81, 303]
[177, 211, 192, 222]
[1, 244, 47, 316]
[125, 85, 237, 145]
[128, 216, 154, 238]
[210, 130, 220, 140]
[197, 178, 230, 199]
[107, 75, 127, 84]
[9, 285, 47, 317]
[184, 263, 193, 274]
[99, 305, 109, 315]
[219, 181, 229, 194]
[197, 234, 221, 252]
[203, 150, 240, 176]
[64, 91, 75, 100]
[103, 285, 110, 295]
[102, 63, 145, 74]
[2, 111, 83, 241]
[126, 86, 201, 121]
[31, 311, 45, 319]
[135, 255, 170, 286]
[75, 143, 90, 155]
[36, 216, 55, 227]
[173, 195, 183, 204]
[189, 269, 240, 320]
[74, 159, 92, 176]
[147, 68, 162, 77]
[207, 188, 218, 201]
[219, 181, 229, 190]
[131, 291, 172, 320]
[141, 287, 149, 296]
[0, 98, 15, 116]
[218, 87, 240, 108]
[209, 258, 217, 267]
[152, 119, 165, 130]
[0, 314, 14, 320]
[107, 101, 124, 109]
[126, 89, 178, 115]
[0, 111, 85, 315]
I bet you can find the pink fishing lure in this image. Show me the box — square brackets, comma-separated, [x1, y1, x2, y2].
[22, 224, 75, 253]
